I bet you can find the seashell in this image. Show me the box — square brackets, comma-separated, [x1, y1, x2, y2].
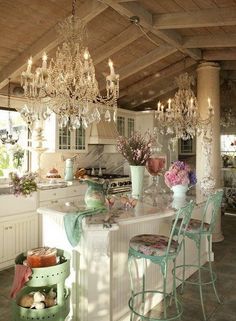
[33, 291, 45, 303]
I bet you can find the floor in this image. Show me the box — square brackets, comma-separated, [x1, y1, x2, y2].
[0, 215, 236, 321]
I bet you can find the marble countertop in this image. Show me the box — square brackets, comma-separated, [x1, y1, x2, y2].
[37, 200, 175, 228]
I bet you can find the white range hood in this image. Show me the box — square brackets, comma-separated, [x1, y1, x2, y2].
[88, 120, 119, 145]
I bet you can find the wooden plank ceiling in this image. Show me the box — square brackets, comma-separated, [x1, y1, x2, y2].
[0, 0, 236, 111]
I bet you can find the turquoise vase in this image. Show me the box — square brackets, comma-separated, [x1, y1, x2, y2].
[130, 165, 145, 200]
[84, 178, 105, 209]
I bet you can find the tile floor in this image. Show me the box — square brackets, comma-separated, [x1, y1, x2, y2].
[0, 214, 236, 321]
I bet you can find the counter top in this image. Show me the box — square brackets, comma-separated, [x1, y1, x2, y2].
[37, 200, 175, 229]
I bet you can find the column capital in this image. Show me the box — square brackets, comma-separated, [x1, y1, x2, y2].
[197, 61, 220, 72]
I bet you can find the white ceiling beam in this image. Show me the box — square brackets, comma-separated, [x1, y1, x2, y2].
[0, 0, 107, 90]
[153, 7, 236, 29]
[119, 57, 196, 98]
[101, 0, 202, 60]
[203, 49, 236, 60]
[183, 34, 236, 48]
[93, 24, 143, 65]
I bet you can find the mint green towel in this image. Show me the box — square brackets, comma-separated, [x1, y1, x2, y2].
[63, 207, 107, 247]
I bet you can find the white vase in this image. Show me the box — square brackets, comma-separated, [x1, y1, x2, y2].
[171, 184, 188, 209]
[130, 165, 145, 200]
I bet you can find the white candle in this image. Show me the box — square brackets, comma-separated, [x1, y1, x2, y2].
[190, 97, 193, 109]
[168, 98, 171, 110]
[108, 59, 115, 77]
[208, 97, 211, 107]
[157, 101, 161, 112]
[27, 57, 32, 73]
[42, 52, 47, 70]
[84, 48, 90, 60]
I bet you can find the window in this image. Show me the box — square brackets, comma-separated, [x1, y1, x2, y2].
[0, 108, 29, 177]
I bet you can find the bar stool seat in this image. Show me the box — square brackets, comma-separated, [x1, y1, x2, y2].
[174, 189, 224, 320]
[130, 234, 178, 257]
[128, 201, 195, 321]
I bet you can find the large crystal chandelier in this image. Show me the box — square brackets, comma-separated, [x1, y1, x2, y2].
[155, 73, 214, 140]
[21, 0, 119, 130]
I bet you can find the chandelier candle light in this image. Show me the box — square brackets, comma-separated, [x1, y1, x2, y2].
[155, 73, 214, 140]
[21, 0, 119, 130]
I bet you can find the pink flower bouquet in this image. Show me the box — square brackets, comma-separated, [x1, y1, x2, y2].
[164, 161, 197, 188]
[117, 131, 152, 166]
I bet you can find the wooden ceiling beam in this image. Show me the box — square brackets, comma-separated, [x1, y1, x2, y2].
[93, 24, 143, 65]
[102, 0, 202, 60]
[100, 46, 177, 91]
[203, 49, 236, 60]
[183, 34, 236, 48]
[221, 61, 236, 70]
[0, 0, 107, 90]
[153, 7, 236, 29]
[124, 82, 178, 110]
[121, 65, 196, 109]
[119, 57, 196, 98]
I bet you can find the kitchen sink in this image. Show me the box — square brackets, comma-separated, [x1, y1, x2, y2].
[0, 184, 11, 195]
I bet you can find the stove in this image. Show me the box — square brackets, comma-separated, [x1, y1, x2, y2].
[90, 174, 132, 194]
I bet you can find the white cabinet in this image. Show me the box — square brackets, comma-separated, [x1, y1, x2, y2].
[44, 114, 89, 152]
[117, 110, 136, 137]
[0, 212, 38, 270]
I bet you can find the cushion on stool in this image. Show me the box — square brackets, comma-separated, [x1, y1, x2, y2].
[187, 218, 209, 232]
[129, 234, 178, 257]
[176, 218, 209, 233]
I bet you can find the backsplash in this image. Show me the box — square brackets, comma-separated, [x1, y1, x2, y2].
[40, 145, 125, 179]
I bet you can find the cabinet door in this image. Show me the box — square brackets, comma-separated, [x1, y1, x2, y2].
[117, 116, 125, 136]
[1, 221, 15, 262]
[0, 214, 38, 268]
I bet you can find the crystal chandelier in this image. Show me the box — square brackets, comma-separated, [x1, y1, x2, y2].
[0, 79, 19, 145]
[21, 0, 119, 130]
[155, 73, 214, 140]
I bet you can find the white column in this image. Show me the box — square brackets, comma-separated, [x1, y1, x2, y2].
[196, 62, 223, 242]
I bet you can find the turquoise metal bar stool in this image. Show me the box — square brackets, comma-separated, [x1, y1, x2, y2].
[128, 201, 194, 321]
[175, 189, 223, 320]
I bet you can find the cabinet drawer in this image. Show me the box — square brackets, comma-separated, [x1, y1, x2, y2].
[39, 184, 87, 202]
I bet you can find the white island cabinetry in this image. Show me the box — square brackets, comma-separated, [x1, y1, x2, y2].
[38, 200, 208, 321]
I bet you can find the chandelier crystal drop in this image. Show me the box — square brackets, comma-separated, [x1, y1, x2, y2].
[155, 73, 214, 140]
[0, 79, 19, 145]
[21, 1, 119, 130]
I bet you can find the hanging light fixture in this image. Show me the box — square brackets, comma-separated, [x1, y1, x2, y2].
[0, 79, 19, 145]
[155, 73, 214, 140]
[21, 0, 119, 130]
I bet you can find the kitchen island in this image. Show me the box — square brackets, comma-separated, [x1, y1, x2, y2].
[37, 199, 208, 321]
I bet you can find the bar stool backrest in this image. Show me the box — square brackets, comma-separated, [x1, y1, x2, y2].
[201, 189, 223, 234]
[166, 201, 195, 256]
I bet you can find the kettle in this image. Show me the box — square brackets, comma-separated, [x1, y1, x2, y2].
[62, 155, 77, 181]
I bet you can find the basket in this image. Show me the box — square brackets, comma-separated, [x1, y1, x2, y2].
[13, 287, 70, 321]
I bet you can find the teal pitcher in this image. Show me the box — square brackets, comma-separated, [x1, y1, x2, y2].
[84, 178, 106, 209]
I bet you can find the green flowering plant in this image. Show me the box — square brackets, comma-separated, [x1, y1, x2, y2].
[9, 172, 37, 197]
[117, 131, 152, 165]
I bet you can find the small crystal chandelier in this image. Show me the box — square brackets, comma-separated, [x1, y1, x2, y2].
[21, 0, 119, 130]
[155, 73, 214, 140]
[0, 79, 19, 145]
